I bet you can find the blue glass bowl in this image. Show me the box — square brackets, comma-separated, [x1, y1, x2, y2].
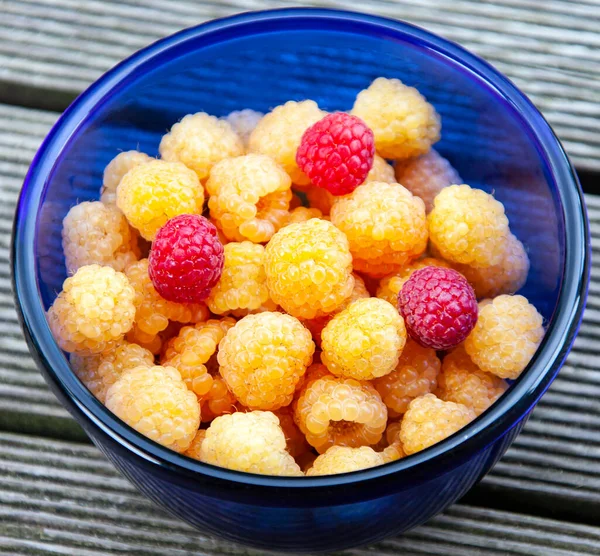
[12, 8, 589, 552]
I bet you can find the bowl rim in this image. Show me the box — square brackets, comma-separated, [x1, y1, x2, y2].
[12, 7, 590, 489]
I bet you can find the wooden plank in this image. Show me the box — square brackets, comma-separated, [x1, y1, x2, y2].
[0, 432, 599, 555]
[1, 102, 600, 522]
[0, 0, 599, 171]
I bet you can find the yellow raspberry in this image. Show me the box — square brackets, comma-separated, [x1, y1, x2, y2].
[376, 257, 450, 306]
[366, 154, 396, 183]
[373, 339, 441, 417]
[465, 295, 544, 380]
[331, 182, 428, 277]
[206, 154, 292, 243]
[351, 78, 440, 159]
[294, 362, 333, 398]
[289, 192, 303, 210]
[162, 318, 235, 399]
[306, 185, 336, 216]
[206, 242, 272, 316]
[307, 446, 384, 476]
[70, 341, 154, 403]
[304, 155, 393, 216]
[265, 219, 354, 319]
[223, 109, 263, 148]
[183, 429, 206, 460]
[48, 265, 135, 355]
[378, 421, 406, 463]
[101, 150, 152, 205]
[62, 201, 139, 274]
[200, 376, 239, 423]
[125, 259, 209, 343]
[321, 298, 406, 381]
[302, 273, 370, 347]
[294, 374, 387, 453]
[248, 100, 326, 185]
[218, 312, 315, 410]
[116, 160, 204, 241]
[428, 184, 510, 268]
[400, 394, 475, 455]
[436, 346, 508, 416]
[453, 233, 530, 299]
[159, 112, 244, 181]
[285, 206, 323, 226]
[200, 411, 302, 476]
[394, 149, 461, 213]
[105, 365, 200, 452]
[274, 405, 311, 459]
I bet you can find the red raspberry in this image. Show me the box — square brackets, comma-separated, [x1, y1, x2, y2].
[148, 214, 224, 304]
[296, 112, 375, 196]
[399, 266, 478, 350]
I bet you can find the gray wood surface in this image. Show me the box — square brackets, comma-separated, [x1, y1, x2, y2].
[1, 100, 600, 523]
[0, 431, 599, 556]
[2, 1, 600, 552]
[1, 0, 600, 171]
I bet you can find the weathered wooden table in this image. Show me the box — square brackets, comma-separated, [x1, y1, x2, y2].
[1, 1, 600, 554]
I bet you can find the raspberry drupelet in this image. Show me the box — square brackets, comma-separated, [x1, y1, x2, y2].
[274, 405, 311, 459]
[428, 184, 510, 268]
[106, 365, 200, 452]
[378, 420, 406, 463]
[206, 154, 292, 243]
[71, 341, 154, 403]
[116, 160, 204, 241]
[294, 374, 388, 453]
[285, 206, 324, 226]
[162, 318, 235, 399]
[296, 112, 375, 196]
[307, 446, 385, 476]
[62, 201, 139, 274]
[304, 154, 394, 216]
[436, 346, 508, 416]
[264, 219, 354, 319]
[373, 339, 441, 417]
[394, 149, 462, 213]
[218, 312, 315, 410]
[200, 411, 303, 476]
[302, 273, 370, 348]
[465, 295, 544, 379]
[376, 257, 451, 306]
[183, 429, 206, 460]
[159, 112, 244, 181]
[399, 266, 478, 351]
[48, 265, 136, 355]
[453, 233, 530, 299]
[206, 241, 274, 316]
[321, 298, 407, 381]
[400, 394, 476, 455]
[223, 109, 264, 148]
[248, 100, 326, 185]
[351, 77, 440, 159]
[330, 182, 428, 277]
[148, 215, 224, 304]
[125, 259, 209, 346]
[101, 150, 152, 205]
[200, 375, 239, 422]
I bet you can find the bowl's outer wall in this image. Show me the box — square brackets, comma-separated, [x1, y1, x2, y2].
[31, 336, 525, 552]
[16, 10, 586, 552]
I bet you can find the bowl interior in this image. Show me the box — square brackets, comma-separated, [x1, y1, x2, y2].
[36, 16, 563, 321]
[17, 10, 588, 488]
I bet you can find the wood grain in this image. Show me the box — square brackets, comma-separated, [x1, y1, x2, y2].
[0, 432, 599, 555]
[0, 0, 599, 170]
